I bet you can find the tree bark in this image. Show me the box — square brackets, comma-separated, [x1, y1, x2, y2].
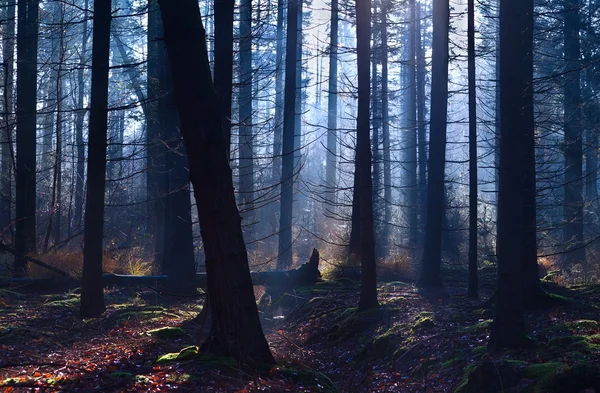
[80, 0, 112, 318]
[15, 0, 39, 277]
[416, 0, 427, 246]
[1, 0, 16, 242]
[325, 0, 338, 212]
[467, 0, 479, 298]
[381, 0, 391, 253]
[277, 0, 299, 270]
[239, 0, 255, 245]
[158, 0, 275, 366]
[563, 0, 585, 266]
[407, 0, 418, 247]
[213, 0, 234, 155]
[488, 0, 533, 351]
[417, 0, 450, 288]
[356, 0, 378, 311]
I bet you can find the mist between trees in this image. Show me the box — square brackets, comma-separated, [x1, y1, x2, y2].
[0, 0, 599, 369]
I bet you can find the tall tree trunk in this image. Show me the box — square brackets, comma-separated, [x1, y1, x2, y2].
[381, 0, 391, 254]
[147, 0, 161, 243]
[467, 0, 478, 299]
[272, 0, 285, 187]
[488, 0, 533, 351]
[277, 0, 299, 270]
[325, 0, 338, 212]
[45, 1, 65, 250]
[157, 0, 275, 365]
[80, 0, 111, 317]
[416, 0, 427, 245]
[371, 7, 380, 247]
[407, 0, 418, 247]
[73, 0, 88, 233]
[349, 150, 361, 256]
[356, 0, 378, 311]
[294, 2, 303, 174]
[563, 0, 585, 266]
[417, 0, 450, 288]
[213, 0, 234, 154]
[15, 0, 39, 277]
[239, 0, 254, 245]
[1, 0, 16, 242]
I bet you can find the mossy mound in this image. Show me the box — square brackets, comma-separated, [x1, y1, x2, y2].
[156, 346, 236, 368]
[546, 319, 599, 333]
[460, 319, 492, 333]
[324, 307, 383, 342]
[146, 326, 186, 339]
[355, 324, 403, 363]
[272, 361, 337, 393]
[413, 316, 435, 331]
[455, 360, 600, 393]
[42, 292, 80, 308]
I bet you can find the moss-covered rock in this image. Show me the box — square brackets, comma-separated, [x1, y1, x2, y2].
[156, 346, 237, 368]
[355, 325, 403, 362]
[146, 326, 186, 339]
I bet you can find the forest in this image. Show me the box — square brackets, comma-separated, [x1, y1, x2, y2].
[1, 0, 600, 391]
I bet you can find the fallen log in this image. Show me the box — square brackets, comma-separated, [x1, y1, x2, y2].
[1, 248, 322, 290]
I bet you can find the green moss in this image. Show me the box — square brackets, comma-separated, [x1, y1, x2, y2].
[534, 363, 600, 393]
[147, 326, 186, 339]
[522, 362, 564, 379]
[355, 325, 403, 362]
[471, 346, 487, 358]
[460, 319, 492, 333]
[413, 317, 435, 330]
[156, 347, 237, 368]
[157, 346, 200, 363]
[441, 358, 462, 369]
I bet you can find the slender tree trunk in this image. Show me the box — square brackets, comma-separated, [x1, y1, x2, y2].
[277, 0, 299, 270]
[349, 150, 362, 256]
[417, 0, 450, 288]
[213, 0, 234, 154]
[371, 7, 380, 246]
[158, 0, 275, 365]
[239, 0, 254, 245]
[563, 0, 585, 266]
[15, 0, 39, 277]
[80, 0, 111, 317]
[325, 0, 338, 212]
[147, 0, 161, 241]
[272, 0, 285, 186]
[1, 0, 16, 242]
[294, 2, 303, 174]
[73, 0, 88, 233]
[381, 0, 391, 252]
[407, 0, 418, 247]
[488, 0, 533, 351]
[416, 0, 427, 245]
[356, 0, 378, 311]
[467, 0, 478, 298]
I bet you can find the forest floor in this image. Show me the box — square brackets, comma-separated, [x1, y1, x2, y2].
[1, 270, 600, 392]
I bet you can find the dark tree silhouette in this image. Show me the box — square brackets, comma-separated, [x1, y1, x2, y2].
[356, 0, 378, 311]
[418, 0, 450, 288]
[15, 0, 39, 276]
[277, 0, 300, 270]
[80, 0, 112, 318]
[488, 0, 534, 351]
[157, 0, 275, 365]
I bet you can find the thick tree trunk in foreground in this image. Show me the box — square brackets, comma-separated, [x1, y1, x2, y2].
[80, 0, 112, 318]
[15, 0, 39, 277]
[158, 0, 275, 366]
[356, 0, 378, 311]
[213, 0, 235, 155]
[418, 0, 450, 288]
[488, 0, 533, 351]
[1, 0, 16, 241]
